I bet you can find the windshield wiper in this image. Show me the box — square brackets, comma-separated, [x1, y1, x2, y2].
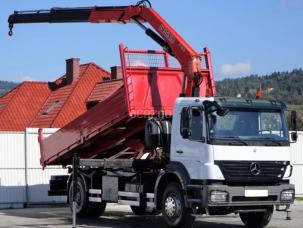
[217, 136, 248, 146]
[260, 137, 283, 146]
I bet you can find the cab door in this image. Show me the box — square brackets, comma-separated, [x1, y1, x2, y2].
[171, 106, 209, 180]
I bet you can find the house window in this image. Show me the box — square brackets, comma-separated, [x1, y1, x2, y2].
[42, 100, 60, 115]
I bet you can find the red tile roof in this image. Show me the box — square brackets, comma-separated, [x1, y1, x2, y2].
[87, 79, 124, 104]
[0, 60, 111, 131]
[0, 82, 51, 131]
[30, 63, 110, 128]
[0, 86, 19, 113]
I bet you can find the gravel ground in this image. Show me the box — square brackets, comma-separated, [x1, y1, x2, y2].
[0, 202, 302, 228]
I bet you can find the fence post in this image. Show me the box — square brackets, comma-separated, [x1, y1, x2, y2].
[72, 153, 79, 228]
[24, 128, 29, 207]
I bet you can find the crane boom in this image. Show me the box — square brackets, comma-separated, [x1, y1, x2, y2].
[8, 5, 216, 97]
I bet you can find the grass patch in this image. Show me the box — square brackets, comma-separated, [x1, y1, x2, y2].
[296, 197, 303, 201]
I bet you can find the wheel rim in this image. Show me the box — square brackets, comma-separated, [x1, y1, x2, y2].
[164, 193, 182, 219]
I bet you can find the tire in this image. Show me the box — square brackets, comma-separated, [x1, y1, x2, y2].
[88, 201, 107, 218]
[68, 178, 106, 218]
[239, 206, 274, 228]
[130, 205, 161, 215]
[162, 183, 194, 228]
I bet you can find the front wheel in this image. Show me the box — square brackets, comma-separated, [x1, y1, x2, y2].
[162, 183, 194, 228]
[239, 206, 273, 228]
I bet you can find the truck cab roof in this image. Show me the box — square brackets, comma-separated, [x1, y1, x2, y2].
[215, 97, 286, 110]
[175, 97, 286, 111]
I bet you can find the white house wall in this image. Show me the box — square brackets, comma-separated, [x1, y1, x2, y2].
[0, 132, 25, 169]
[27, 168, 67, 203]
[0, 128, 67, 209]
[25, 128, 68, 204]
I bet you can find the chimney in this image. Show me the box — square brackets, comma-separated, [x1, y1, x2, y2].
[110, 66, 123, 80]
[66, 58, 80, 84]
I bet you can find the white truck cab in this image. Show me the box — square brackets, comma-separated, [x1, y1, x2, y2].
[164, 97, 295, 227]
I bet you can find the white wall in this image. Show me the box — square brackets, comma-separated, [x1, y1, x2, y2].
[0, 128, 67, 209]
[290, 131, 303, 197]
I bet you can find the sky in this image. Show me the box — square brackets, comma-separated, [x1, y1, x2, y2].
[0, 0, 302, 82]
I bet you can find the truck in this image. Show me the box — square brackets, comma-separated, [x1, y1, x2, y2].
[8, 2, 298, 227]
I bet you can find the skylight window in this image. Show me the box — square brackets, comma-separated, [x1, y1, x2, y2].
[42, 100, 60, 115]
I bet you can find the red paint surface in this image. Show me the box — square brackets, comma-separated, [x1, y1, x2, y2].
[88, 6, 216, 96]
[40, 45, 189, 166]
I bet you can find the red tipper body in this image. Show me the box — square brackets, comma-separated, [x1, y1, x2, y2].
[39, 44, 214, 167]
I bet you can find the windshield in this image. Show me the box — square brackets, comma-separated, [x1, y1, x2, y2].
[208, 109, 289, 143]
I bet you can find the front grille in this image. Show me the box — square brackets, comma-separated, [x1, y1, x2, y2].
[215, 161, 289, 183]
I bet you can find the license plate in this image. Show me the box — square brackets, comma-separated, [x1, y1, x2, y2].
[245, 190, 268, 197]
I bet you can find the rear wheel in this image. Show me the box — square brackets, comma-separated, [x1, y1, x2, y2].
[68, 178, 106, 218]
[239, 206, 273, 228]
[162, 183, 194, 228]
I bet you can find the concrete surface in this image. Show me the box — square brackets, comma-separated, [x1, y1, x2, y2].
[0, 203, 302, 228]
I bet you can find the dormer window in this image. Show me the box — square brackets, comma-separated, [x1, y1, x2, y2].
[42, 100, 60, 115]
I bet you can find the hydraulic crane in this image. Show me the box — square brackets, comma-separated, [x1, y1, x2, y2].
[8, 1, 216, 97]
[8, 2, 297, 228]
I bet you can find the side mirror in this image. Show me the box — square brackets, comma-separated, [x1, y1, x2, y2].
[291, 132, 298, 142]
[217, 108, 229, 117]
[204, 100, 229, 116]
[291, 111, 297, 131]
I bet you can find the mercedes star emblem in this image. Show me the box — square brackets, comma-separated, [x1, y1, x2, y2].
[250, 162, 261, 176]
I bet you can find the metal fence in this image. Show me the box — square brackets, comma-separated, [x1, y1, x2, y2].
[0, 128, 67, 209]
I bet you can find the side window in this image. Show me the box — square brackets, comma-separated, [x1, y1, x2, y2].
[180, 108, 190, 138]
[191, 107, 203, 140]
[180, 107, 204, 141]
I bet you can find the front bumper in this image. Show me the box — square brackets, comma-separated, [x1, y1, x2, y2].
[188, 184, 295, 207]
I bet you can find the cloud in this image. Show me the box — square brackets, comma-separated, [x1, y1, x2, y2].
[219, 62, 252, 77]
[22, 76, 36, 82]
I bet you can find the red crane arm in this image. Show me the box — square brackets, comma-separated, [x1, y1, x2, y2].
[89, 6, 202, 96]
[8, 5, 216, 97]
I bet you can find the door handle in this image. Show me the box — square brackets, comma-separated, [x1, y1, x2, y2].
[176, 150, 183, 154]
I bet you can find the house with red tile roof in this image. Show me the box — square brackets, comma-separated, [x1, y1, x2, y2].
[0, 58, 116, 131]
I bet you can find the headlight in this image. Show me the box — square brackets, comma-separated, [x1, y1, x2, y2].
[281, 189, 295, 201]
[210, 190, 228, 203]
